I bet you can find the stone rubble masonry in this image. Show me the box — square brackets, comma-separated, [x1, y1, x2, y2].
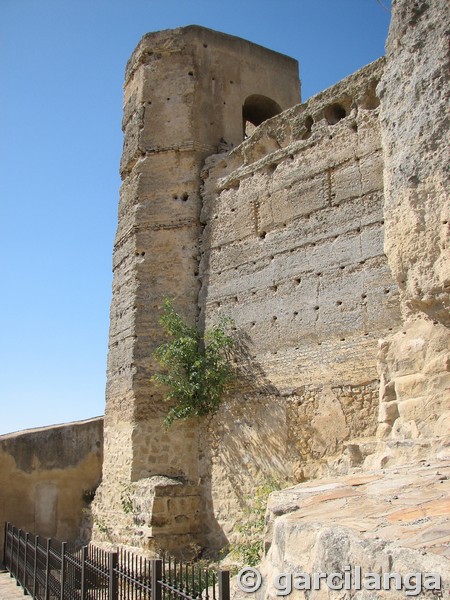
[0, 418, 103, 559]
[92, 25, 300, 554]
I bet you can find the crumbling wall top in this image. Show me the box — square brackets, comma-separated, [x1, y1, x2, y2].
[125, 25, 299, 85]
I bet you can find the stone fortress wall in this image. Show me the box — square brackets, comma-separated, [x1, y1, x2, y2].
[90, 1, 448, 550]
[198, 57, 403, 548]
[1, 0, 447, 566]
[92, 0, 449, 556]
[0, 418, 103, 559]
[92, 26, 302, 554]
[256, 1, 450, 582]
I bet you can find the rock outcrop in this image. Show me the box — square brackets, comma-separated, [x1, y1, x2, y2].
[375, 0, 450, 444]
[257, 459, 449, 600]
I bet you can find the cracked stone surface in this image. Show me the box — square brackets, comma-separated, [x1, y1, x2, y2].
[253, 459, 450, 599]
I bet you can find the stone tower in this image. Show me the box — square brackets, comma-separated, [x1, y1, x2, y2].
[92, 26, 300, 552]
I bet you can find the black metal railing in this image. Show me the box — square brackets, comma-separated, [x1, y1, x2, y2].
[3, 523, 230, 600]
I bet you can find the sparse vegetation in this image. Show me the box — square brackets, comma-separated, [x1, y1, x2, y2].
[152, 298, 235, 427]
[230, 478, 281, 566]
[93, 515, 112, 538]
[120, 484, 134, 514]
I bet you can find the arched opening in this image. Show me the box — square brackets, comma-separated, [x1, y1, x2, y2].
[324, 102, 347, 125]
[242, 95, 282, 139]
[302, 115, 314, 139]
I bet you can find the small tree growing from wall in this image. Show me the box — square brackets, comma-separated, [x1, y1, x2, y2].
[152, 298, 235, 426]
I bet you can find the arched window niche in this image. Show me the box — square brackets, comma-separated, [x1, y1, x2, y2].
[242, 95, 282, 139]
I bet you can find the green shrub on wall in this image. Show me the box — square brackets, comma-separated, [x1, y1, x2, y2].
[152, 298, 235, 427]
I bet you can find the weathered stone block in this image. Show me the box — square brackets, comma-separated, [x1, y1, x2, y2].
[394, 374, 428, 401]
[360, 150, 383, 195]
[378, 400, 399, 425]
[332, 160, 363, 203]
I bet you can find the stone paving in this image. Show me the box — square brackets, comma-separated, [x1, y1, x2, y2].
[0, 572, 26, 600]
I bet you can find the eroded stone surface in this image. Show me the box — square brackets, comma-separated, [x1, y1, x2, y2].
[375, 0, 450, 444]
[199, 59, 402, 549]
[378, 0, 450, 325]
[254, 460, 450, 600]
[93, 25, 300, 553]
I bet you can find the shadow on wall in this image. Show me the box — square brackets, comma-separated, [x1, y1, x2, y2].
[0, 417, 103, 558]
[198, 329, 381, 551]
[199, 330, 294, 551]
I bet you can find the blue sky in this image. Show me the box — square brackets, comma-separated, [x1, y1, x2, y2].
[0, 0, 391, 435]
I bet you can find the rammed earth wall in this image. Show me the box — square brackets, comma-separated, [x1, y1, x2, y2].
[75, 0, 450, 557]
[198, 58, 402, 548]
[90, 29, 409, 554]
[0, 418, 103, 559]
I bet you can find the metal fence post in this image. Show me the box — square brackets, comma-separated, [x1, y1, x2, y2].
[8, 525, 13, 577]
[108, 551, 118, 600]
[15, 529, 21, 585]
[60, 542, 66, 600]
[9, 525, 15, 578]
[2, 522, 7, 570]
[218, 571, 230, 600]
[17, 529, 23, 588]
[23, 532, 29, 595]
[44, 538, 51, 600]
[151, 559, 162, 600]
[80, 546, 88, 600]
[4, 523, 10, 571]
[32, 536, 38, 599]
